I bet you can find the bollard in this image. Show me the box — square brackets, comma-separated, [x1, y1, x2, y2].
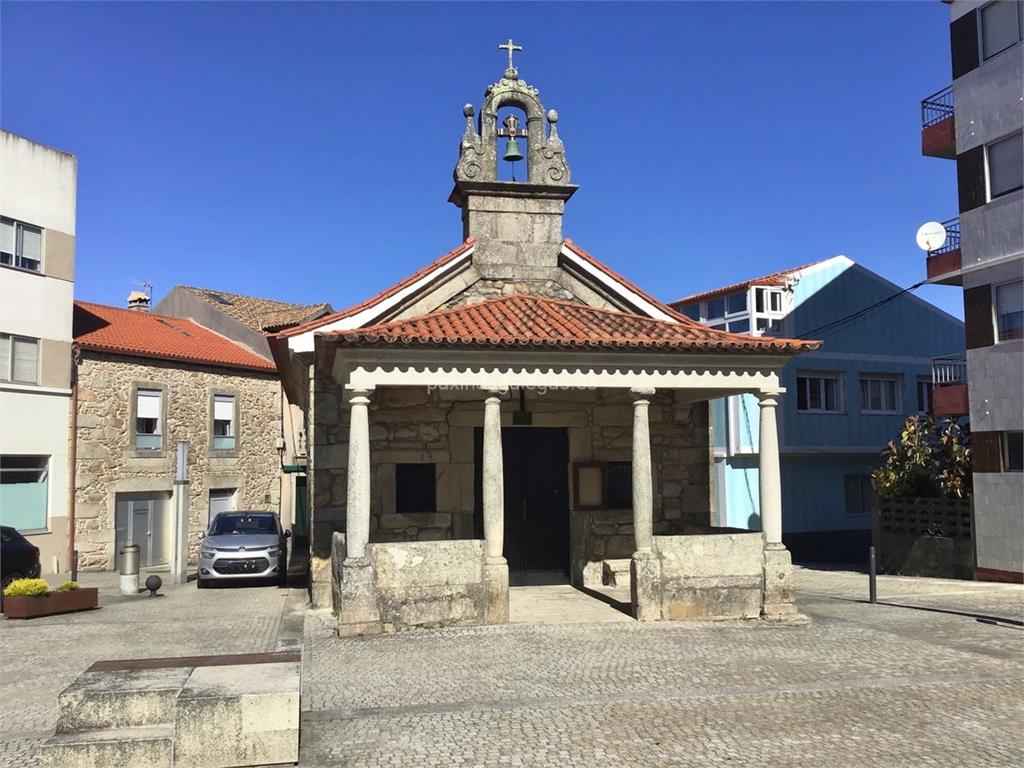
[71, 549, 79, 583]
[868, 545, 877, 604]
[119, 544, 140, 595]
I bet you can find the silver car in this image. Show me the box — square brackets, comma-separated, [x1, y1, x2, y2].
[196, 511, 290, 588]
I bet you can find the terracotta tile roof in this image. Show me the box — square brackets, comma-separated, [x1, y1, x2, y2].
[273, 239, 475, 338]
[73, 302, 277, 372]
[176, 286, 333, 332]
[669, 258, 834, 307]
[324, 294, 819, 354]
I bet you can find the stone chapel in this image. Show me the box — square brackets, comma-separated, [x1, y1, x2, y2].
[270, 45, 820, 635]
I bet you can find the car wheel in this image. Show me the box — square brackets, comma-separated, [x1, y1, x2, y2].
[2, 572, 23, 591]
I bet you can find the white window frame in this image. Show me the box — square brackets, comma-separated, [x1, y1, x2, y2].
[796, 371, 845, 414]
[993, 278, 1024, 343]
[0, 334, 39, 384]
[134, 388, 163, 452]
[859, 374, 901, 415]
[212, 393, 237, 452]
[985, 131, 1024, 202]
[0, 217, 44, 274]
[916, 377, 934, 415]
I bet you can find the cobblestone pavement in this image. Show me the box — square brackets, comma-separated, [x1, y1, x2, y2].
[300, 568, 1024, 767]
[0, 573, 303, 768]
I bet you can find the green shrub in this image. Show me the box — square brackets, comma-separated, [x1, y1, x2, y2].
[3, 578, 50, 597]
[873, 415, 972, 499]
[55, 581, 80, 592]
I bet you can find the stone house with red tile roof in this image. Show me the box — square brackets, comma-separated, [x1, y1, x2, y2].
[272, 57, 819, 633]
[71, 300, 281, 572]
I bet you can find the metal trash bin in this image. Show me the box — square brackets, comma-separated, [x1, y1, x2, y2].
[119, 544, 140, 595]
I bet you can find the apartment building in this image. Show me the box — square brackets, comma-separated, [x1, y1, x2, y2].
[920, 0, 1023, 581]
[0, 131, 77, 573]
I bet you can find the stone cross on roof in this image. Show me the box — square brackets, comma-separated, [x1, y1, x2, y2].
[499, 38, 522, 77]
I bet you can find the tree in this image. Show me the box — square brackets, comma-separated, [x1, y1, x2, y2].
[872, 416, 971, 499]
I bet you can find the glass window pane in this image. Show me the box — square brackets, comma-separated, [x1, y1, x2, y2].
[809, 379, 822, 410]
[989, 132, 1023, 198]
[0, 455, 49, 531]
[755, 288, 765, 313]
[1006, 432, 1024, 472]
[727, 318, 750, 333]
[770, 292, 782, 312]
[824, 379, 838, 411]
[213, 436, 236, 451]
[681, 304, 700, 320]
[706, 298, 725, 319]
[12, 338, 37, 383]
[981, 1, 1021, 60]
[797, 378, 808, 411]
[996, 280, 1024, 340]
[726, 292, 747, 314]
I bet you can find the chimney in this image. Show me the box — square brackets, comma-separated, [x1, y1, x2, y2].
[127, 290, 151, 312]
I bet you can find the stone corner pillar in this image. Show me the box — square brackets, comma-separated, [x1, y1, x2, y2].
[630, 387, 656, 554]
[482, 388, 509, 625]
[630, 549, 662, 621]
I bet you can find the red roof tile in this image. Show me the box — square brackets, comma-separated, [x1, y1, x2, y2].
[273, 239, 476, 338]
[325, 294, 819, 354]
[669, 258, 834, 307]
[74, 302, 276, 372]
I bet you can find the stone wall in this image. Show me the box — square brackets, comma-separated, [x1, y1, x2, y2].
[444, 278, 579, 306]
[74, 352, 281, 570]
[309, 380, 711, 606]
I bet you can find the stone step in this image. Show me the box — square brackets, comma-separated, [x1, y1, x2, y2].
[603, 558, 632, 588]
[57, 667, 190, 732]
[174, 661, 301, 768]
[37, 724, 173, 768]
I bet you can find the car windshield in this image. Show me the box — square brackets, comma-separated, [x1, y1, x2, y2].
[210, 514, 278, 536]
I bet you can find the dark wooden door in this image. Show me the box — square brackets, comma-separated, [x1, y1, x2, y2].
[474, 427, 569, 575]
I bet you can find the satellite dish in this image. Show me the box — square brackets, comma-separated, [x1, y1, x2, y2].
[915, 221, 947, 253]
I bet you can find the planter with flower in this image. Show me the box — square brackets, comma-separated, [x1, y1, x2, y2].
[2, 579, 99, 619]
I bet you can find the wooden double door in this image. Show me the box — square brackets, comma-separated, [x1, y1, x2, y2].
[474, 427, 570, 576]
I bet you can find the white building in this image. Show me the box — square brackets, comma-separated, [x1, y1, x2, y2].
[0, 130, 77, 573]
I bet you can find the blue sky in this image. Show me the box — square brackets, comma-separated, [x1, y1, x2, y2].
[2, 1, 963, 319]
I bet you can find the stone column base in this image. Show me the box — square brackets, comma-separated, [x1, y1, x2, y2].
[630, 550, 661, 621]
[762, 545, 804, 621]
[336, 558, 382, 637]
[483, 557, 509, 625]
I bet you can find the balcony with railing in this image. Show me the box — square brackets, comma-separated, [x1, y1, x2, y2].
[931, 354, 969, 417]
[925, 217, 962, 285]
[921, 85, 955, 159]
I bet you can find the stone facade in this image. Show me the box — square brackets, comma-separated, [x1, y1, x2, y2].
[74, 352, 281, 570]
[308, 380, 710, 606]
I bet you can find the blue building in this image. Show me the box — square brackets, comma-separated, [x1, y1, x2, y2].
[670, 256, 965, 563]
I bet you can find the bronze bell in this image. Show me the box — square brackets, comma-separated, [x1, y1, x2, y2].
[503, 136, 524, 163]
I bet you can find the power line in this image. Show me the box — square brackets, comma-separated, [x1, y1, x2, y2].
[796, 280, 926, 340]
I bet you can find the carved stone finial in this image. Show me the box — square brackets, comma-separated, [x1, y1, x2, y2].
[547, 109, 558, 124]
[463, 103, 474, 117]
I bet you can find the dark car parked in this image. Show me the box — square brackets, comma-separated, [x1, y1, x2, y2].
[1, 526, 41, 591]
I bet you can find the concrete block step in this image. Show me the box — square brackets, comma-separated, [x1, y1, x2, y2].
[37, 724, 173, 768]
[174, 661, 301, 768]
[57, 667, 190, 731]
[603, 558, 632, 588]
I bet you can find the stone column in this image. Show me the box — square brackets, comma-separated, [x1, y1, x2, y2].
[482, 389, 509, 624]
[631, 388, 655, 553]
[337, 386, 382, 637]
[344, 387, 373, 563]
[757, 389, 797, 619]
[757, 390, 783, 546]
[629, 387, 660, 622]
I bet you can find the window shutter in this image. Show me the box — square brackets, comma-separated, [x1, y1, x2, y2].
[989, 133, 1024, 199]
[0, 219, 14, 255]
[956, 146, 987, 213]
[12, 338, 37, 382]
[136, 390, 161, 419]
[950, 10, 980, 79]
[972, 431, 1003, 473]
[19, 226, 42, 263]
[980, 1, 1021, 60]
[214, 395, 234, 421]
[0, 336, 9, 379]
[964, 285, 995, 349]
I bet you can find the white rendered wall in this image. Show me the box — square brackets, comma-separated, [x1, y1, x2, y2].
[0, 268, 74, 343]
[0, 131, 77, 235]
